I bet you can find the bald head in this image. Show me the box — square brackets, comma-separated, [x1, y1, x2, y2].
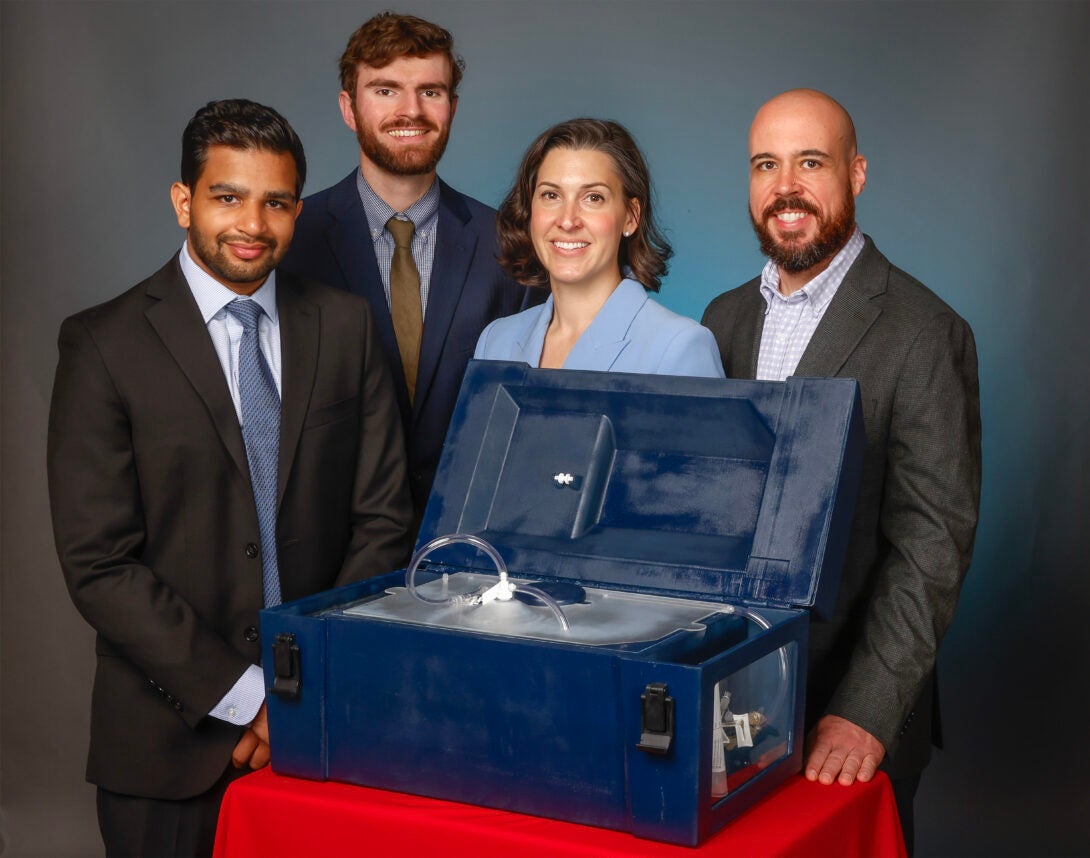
[747, 89, 867, 292]
[751, 89, 858, 159]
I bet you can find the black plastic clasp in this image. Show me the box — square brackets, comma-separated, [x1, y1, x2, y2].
[637, 682, 674, 755]
[271, 632, 301, 699]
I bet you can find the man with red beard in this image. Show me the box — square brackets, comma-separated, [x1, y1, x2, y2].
[702, 89, 981, 853]
[48, 99, 412, 856]
[283, 12, 540, 529]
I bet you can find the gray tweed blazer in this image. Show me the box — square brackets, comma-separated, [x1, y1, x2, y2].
[702, 235, 981, 776]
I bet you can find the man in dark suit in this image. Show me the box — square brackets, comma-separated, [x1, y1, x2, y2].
[702, 89, 981, 852]
[281, 12, 541, 525]
[47, 99, 413, 857]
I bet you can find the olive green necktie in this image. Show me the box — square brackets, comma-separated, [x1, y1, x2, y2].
[386, 216, 423, 402]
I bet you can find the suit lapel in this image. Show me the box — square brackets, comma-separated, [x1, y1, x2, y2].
[143, 258, 249, 479]
[794, 237, 886, 377]
[275, 272, 319, 508]
[510, 296, 553, 365]
[731, 279, 766, 379]
[564, 279, 644, 369]
[415, 181, 474, 423]
[326, 174, 405, 392]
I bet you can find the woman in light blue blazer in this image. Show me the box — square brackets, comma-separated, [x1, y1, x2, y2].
[474, 119, 724, 378]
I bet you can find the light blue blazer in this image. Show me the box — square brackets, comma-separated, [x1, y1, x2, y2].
[474, 278, 725, 378]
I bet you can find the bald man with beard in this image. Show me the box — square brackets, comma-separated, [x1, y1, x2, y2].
[702, 89, 981, 853]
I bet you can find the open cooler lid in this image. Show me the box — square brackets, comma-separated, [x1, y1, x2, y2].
[418, 362, 863, 619]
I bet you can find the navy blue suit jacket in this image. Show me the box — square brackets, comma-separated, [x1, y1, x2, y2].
[282, 171, 540, 520]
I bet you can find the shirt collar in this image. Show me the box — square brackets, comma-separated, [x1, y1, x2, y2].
[759, 227, 865, 316]
[356, 168, 440, 239]
[178, 241, 278, 324]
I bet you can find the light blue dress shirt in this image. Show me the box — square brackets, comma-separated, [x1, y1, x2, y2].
[179, 242, 274, 727]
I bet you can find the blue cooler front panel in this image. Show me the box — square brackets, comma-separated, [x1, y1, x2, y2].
[263, 364, 863, 845]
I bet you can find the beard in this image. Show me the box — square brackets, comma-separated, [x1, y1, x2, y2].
[750, 190, 856, 274]
[188, 226, 280, 287]
[354, 108, 451, 177]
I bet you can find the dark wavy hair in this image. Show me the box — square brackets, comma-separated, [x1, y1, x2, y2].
[340, 12, 465, 100]
[181, 99, 306, 198]
[496, 118, 672, 292]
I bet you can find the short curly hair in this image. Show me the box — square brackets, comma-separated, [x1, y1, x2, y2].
[496, 118, 672, 292]
[339, 12, 465, 100]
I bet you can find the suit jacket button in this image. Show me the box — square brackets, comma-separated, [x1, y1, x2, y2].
[244, 625, 259, 643]
[245, 543, 259, 558]
[174, 701, 184, 711]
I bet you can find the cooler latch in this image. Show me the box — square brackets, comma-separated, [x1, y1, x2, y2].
[271, 632, 301, 699]
[637, 682, 674, 755]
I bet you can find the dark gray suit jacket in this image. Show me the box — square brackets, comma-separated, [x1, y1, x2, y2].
[702, 236, 981, 775]
[48, 257, 414, 799]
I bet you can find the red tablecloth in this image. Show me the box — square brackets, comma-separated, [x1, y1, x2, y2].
[214, 768, 905, 857]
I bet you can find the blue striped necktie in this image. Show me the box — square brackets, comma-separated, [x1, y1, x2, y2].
[225, 298, 282, 607]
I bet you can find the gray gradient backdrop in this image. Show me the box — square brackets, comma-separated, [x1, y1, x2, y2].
[2, 1, 1088, 856]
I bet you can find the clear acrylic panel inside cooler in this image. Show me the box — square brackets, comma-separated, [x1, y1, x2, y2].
[709, 642, 797, 802]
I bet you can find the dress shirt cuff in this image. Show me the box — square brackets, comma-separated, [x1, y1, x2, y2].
[209, 664, 265, 725]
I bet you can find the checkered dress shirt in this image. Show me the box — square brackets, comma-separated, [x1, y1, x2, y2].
[755, 228, 865, 381]
[356, 169, 440, 319]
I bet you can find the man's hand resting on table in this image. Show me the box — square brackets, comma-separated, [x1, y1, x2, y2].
[804, 714, 885, 785]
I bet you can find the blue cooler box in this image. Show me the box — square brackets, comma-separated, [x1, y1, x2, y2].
[262, 362, 863, 846]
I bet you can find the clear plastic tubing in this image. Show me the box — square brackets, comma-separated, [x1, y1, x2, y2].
[510, 584, 571, 632]
[405, 533, 570, 632]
